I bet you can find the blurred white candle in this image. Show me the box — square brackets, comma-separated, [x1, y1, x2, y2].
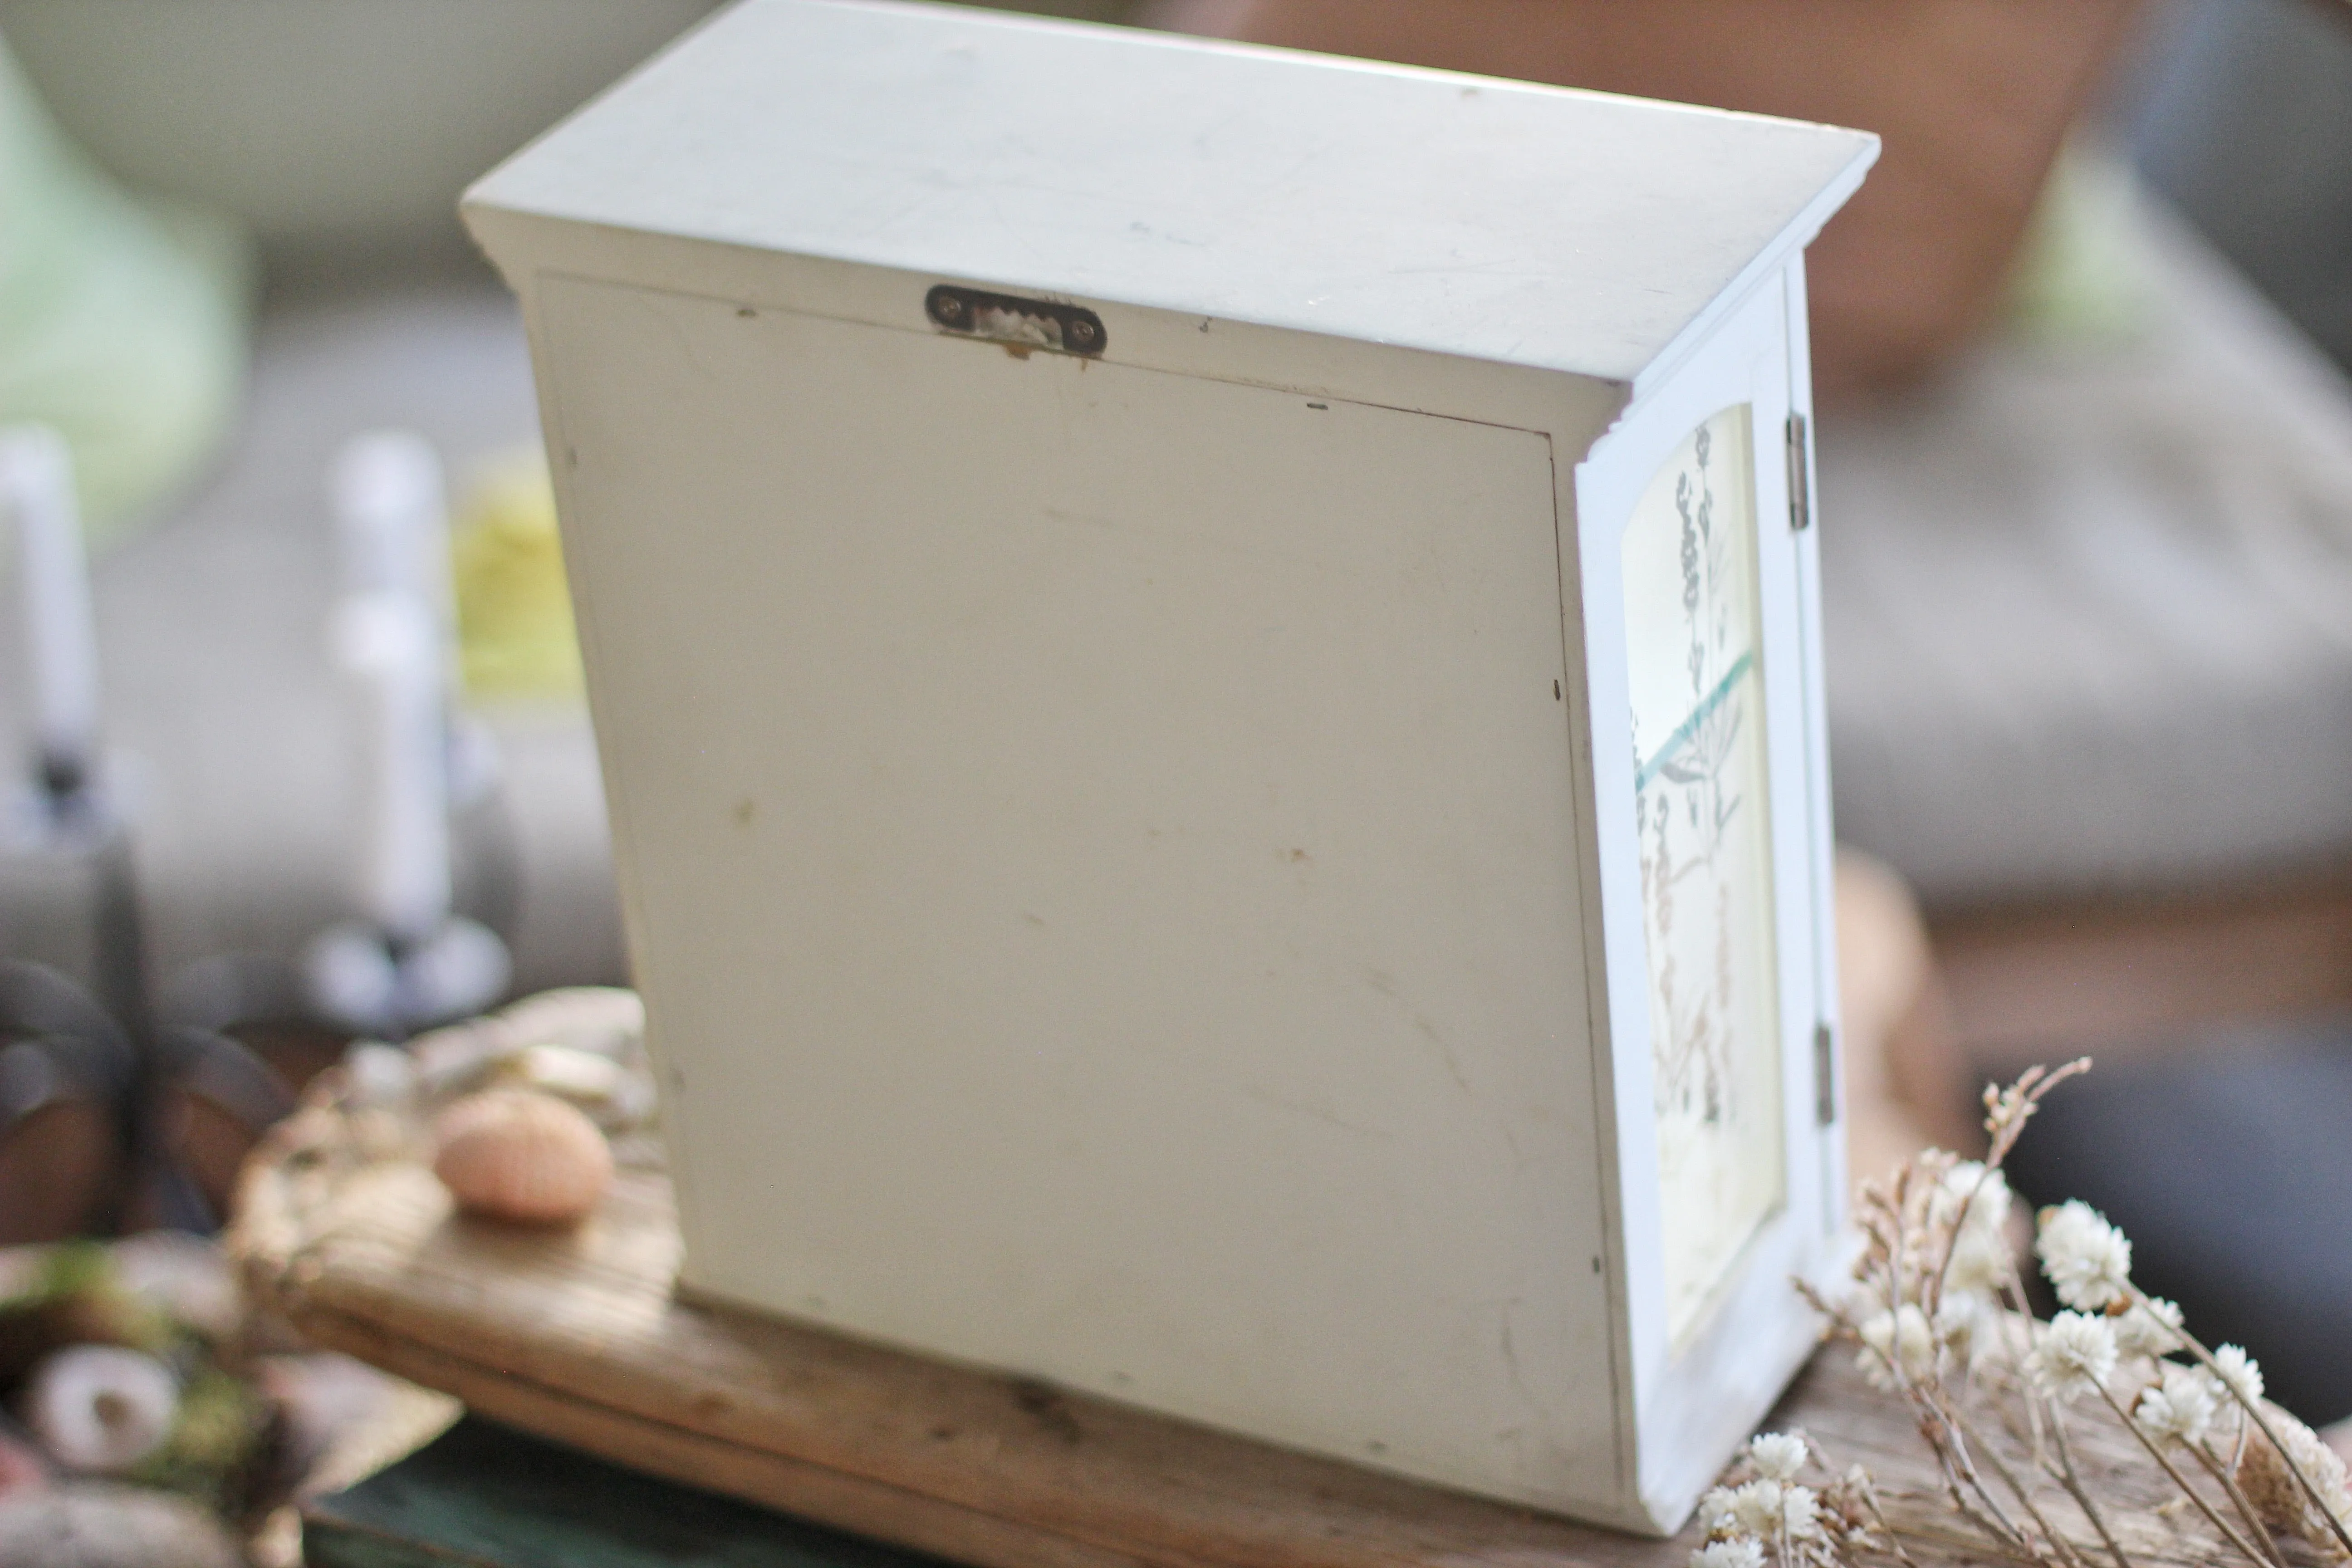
[330, 428, 500, 810]
[331, 431, 450, 607]
[0, 426, 101, 793]
[331, 592, 450, 942]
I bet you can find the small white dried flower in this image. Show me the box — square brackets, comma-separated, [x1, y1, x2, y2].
[1690, 1542, 1764, 1568]
[2134, 1364, 2218, 1446]
[1727, 1480, 1784, 1538]
[1747, 1432, 1808, 1482]
[1934, 1161, 2012, 1237]
[1932, 1294, 1993, 1371]
[2036, 1200, 2133, 1309]
[1723, 1479, 1823, 1541]
[1857, 1304, 1937, 1387]
[2025, 1311, 2118, 1402]
[2113, 1295, 2184, 1357]
[1697, 1486, 1740, 1537]
[1944, 1227, 2013, 1298]
[2212, 1345, 2265, 1405]
[1921, 1165, 2016, 1296]
[1780, 1484, 1823, 1540]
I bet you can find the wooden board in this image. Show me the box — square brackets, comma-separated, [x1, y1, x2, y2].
[227, 1098, 2035, 1568]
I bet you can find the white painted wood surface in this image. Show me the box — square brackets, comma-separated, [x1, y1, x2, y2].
[1574, 281, 1841, 1520]
[466, 0, 1872, 392]
[463, 0, 1872, 1534]
[547, 274, 1613, 1509]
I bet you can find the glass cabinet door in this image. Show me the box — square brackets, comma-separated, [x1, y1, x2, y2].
[1619, 406, 1785, 1347]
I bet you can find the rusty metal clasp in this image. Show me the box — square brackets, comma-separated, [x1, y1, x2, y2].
[926, 285, 1106, 357]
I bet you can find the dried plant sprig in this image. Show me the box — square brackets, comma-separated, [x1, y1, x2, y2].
[2090, 1376, 2275, 1567]
[1753, 1062, 2352, 1568]
[2151, 1307, 2352, 1559]
[2239, 1412, 2352, 1556]
[1690, 1432, 1884, 1568]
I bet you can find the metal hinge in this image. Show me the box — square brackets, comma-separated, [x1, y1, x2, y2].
[1786, 411, 1813, 532]
[1813, 1023, 1838, 1126]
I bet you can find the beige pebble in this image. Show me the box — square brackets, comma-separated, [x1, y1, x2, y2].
[491, 1044, 659, 1133]
[408, 1017, 508, 1099]
[432, 1089, 613, 1225]
[496, 986, 644, 1060]
[497, 1042, 624, 1102]
[341, 1041, 419, 1111]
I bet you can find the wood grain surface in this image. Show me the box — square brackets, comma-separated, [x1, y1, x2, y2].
[230, 1100, 2188, 1568]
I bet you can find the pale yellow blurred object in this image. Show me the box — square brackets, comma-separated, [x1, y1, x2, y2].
[451, 447, 584, 701]
[2002, 137, 2157, 350]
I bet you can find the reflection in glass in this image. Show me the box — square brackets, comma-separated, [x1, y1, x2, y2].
[1621, 406, 1784, 1346]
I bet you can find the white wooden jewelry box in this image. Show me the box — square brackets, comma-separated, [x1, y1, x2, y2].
[463, 0, 1874, 1533]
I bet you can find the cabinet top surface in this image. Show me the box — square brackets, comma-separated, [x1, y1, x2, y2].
[466, 0, 1874, 388]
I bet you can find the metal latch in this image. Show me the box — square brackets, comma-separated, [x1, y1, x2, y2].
[1813, 1022, 1837, 1126]
[1786, 411, 1813, 533]
[926, 284, 1106, 357]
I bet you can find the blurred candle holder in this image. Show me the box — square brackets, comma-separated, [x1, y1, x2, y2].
[304, 431, 510, 1039]
[0, 424, 150, 1050]
[0, 426, 126, 849]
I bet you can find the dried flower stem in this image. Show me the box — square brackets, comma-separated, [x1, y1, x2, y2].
[1880, 1358, 2030, 1553]
[1786, 1062, 2347, 1568]
[2092, 1382, 2272, 1565]
[1985, 1061, 2092, 1168]
[1928, 1060, 2088, 1316]
[1995, 1254, 2053, 1461]
[2183, 1438, 2288, 1568]
[1911, 1370, 2042, 1555]
[1891, 1519, 2078, 1567]
[1826, 1235, 2040, 1558]
[1948, 1402, 2097, 1568]
[1853, 1471, 1921, 1568]
[2046, 1411, 2136, 1568]
[1936, 1434, 2034, 1553]
[2159, 1312, 2352, 1559]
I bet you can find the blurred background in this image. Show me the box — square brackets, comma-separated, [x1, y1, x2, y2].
[0, 0, 2346, 1437]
